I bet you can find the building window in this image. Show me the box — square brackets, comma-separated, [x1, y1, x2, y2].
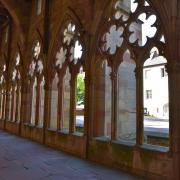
[161, 68, 167, 77]
[36, 0, 42, 15]
[146, 90, 152, 99]
[145, 69, 151, 79]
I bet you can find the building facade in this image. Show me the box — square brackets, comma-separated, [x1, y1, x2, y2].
[143, 49, 169, 119]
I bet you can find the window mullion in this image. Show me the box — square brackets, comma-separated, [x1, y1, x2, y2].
[35, 81, 40, 126]
[110, 70, 118, 140]
[2, 90, 6, 121]
[11, 86, 15, 122]
[136, 66, 143, 146]
[57, 77, 63, 131]
[15, 85, 20, 122]
[69, 74, 76, 134]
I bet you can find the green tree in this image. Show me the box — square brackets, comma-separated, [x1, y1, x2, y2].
[76, 73, 85, 104]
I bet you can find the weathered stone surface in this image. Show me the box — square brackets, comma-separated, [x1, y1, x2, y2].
[0, 130, 142, 180]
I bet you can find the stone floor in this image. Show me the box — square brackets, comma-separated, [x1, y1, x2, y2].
[0, 130, 144, 180]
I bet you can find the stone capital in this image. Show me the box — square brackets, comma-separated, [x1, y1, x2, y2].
[110, 71, 117, 81]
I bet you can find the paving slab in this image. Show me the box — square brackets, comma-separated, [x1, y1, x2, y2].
[0, 130, 144, 180]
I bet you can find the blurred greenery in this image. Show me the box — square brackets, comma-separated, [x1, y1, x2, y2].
[76, 73, 85, 105]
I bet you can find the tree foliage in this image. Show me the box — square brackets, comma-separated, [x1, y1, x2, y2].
[76, 73, 85, 104]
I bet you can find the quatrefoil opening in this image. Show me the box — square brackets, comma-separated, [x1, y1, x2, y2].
[70, 40, 83, 64]
[114, 0, 138, 20]
[37, 60, 43, 74]
[63, 23, 76, 45]
[129, 13, 157, 46]
[55, 47, 67, 69]
[29, 61, 36, 77]
[102, 25, 124, 55]
[33, 41, 41, 59]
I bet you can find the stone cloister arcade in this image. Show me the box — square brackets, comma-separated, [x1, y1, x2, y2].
[0, 0, 180, 179]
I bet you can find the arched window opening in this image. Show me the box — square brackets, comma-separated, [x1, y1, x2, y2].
[31, 78, 37, 125]
[53, 21, 85, 135]
[117, 50, 136, 142]
[54, 46, 66, 131]
[36, 0, 42, 15]
[143, 47, 169, 147]
[98, 0, 167, 147]
[11, 85, 17, 122]
[50, 73, 59, 129]
[0, 69, 6, 120]
[101, 0, 159, 54]
[16, 86, 21, 123]
[0, 65, 6, 121]
[7, 87, 12, 121]
[94, 60, 112, 139]
[5, 27, 9, 43]
[10, 53, 21, 123]
[38, 77, 45, 126]
[0, 89, 4, 119]
[62, 68, 71, 132]
[2, 89, 7, 120]
[28, 41, 44, 126]
[75, 66, 85, 134]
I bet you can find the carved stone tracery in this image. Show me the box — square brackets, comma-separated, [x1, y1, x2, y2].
[99, 0, 166, 65]
[28, 41, 45, 126]
[96, 0, 168, 143]
[51, 19, 85, 133]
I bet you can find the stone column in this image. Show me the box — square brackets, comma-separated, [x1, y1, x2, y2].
[35, 81, 40, 126]
[110, 70, 117, 140]
[57, 77, 63, 130]
[135, 66, 144, 146]
[167, 63, 180, 180]
[69, 75, 76, 134]
[43, 82, 51, 143]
